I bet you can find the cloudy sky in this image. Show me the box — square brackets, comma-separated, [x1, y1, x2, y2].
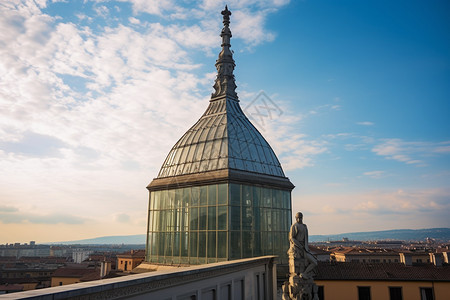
[1, 0, 449, 243]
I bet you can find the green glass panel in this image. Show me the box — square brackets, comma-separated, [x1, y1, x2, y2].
[148, 209, 153, 233]
[217, 231, 227, 258]
[242, 205, 252, 231]
[272, 209, 280, 231]
[161, 190, 168, 209]
[151, 232, 158, 256]
[173, 232, 180, 257]
[218, 206, 227, 230]
[282, 191, 289, 209]
[189, 231, 198, 258]
[175, 188, 183, 208]
[230, 183, 241, 206]
[181, 232, 189, 257]
[165, 232, 173, 257]
[154, 191, 161, 209]
[262, 188, 272, 208]
[208, 185, 217, 205]
[207, 231, 216, 258]
[266, 232, 273, 255]
[242, 231, 252, 258]
[150, 192, 155, 210]
[230, 206, 241, 230]
[230, 231, 241, 259]
[168, 189, 176, 209]
[189, 207, 199, 230]
[199, 207, 207, 230]
[200, 186, 208, 206]
[158, 232, 165, 257]
[182, 187, 190, 208]
[242, 185, 252, 207]
[253, 206, 260, 231]
[181, 207, 189, 231]
[158, 210, 166, 231]
[253, 186, 260, 207]
[191, 187, 200, 206]
[175, 208, 182, 231]
[208, 206, 216, 230]
[218, 183, 227, 205]
[253, 232, 262, 256]
[198, 232, 206, 257]
[273, 189, 282, 208]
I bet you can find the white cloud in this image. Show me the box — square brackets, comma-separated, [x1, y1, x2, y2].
[363, 170, 385, 179]
[372, 139, 450, 165]
[357, 121, 374, 126]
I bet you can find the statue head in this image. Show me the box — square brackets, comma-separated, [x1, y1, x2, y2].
[295, 212, 303, 223]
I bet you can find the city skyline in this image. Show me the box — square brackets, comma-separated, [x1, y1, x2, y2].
[1, 0, 449, 243]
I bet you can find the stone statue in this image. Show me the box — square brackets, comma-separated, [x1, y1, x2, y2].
[282, 212, 319, 300]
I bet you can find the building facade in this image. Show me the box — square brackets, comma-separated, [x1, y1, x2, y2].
[145, 6, 294, 265]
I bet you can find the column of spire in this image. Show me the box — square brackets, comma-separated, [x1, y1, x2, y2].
[211, 5, 238, 100]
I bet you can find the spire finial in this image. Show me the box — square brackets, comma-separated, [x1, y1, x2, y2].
[212, 6, 238, 100]
[222, 5, 231, 27]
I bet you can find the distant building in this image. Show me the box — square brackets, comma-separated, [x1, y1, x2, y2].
[331, 247, 400, 263]
[144, 6, 293, 265]
[117, 250, 145, 272]
[50, 266, 100, 287]
[315, 261, 450, 300]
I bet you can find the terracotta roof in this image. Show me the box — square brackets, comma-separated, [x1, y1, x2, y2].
[117, 250, 145, 259]
[0, 284, 24, 292]
[52, 267, 100, 281]
[316, 262, 450, 281]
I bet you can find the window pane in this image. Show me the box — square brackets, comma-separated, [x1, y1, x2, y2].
[242, 231, 252, 258]
[358, 287, 371, 300]
[420, 288, 434, 300]
[262, 188, 272, 208]
[208, 206, 217, 230]
[200, 186, 208, 206]
[208, 185, 217, 205]
[253, 232, 261, 256]
[242, 185, 252, 207]
[182, 188, 190, 207]
[217, 232, 227, 258]
[389, 287, 402, 300]
[273, 189, 282, 208]
[180, 232, 189, 257]
[199, 207, 207, 230]
[208, 231, 216, 258]
[253, 186, 260, 207]
[198, 232, 206, 257]
[189, 231, 198, 258]
[230, 206, 241, 230]
[242, 205, 252, 231]
[164, 232, 173, 257]
[189, 207, 199, 230]
[158, 232, 165, 257]
[175, 188, 182, 208]
[218, 206, 227, 230]
[161, 190, 168, 209]
[168, 189, 175, 209]
[173, 232, 180, 257]
[230, 184, 241, 206]
[191, 187, 199, 206]
[218, 183, 227, 205]
[154, 191, 160, 209]
[230, 231, 241, 259]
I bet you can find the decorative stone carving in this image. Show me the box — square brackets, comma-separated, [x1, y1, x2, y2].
[282, 212, 319, 300]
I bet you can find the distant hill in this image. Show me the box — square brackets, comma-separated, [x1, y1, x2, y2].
[49, 228, 449, 245]
[309, 228, 450, 242]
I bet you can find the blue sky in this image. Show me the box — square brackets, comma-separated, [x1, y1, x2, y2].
[0, 0, 449, 243]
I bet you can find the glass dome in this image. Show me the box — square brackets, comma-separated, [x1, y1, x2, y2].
[157, 97, 285, 178]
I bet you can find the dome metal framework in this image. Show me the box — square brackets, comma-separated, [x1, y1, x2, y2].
[157, 97, 285, 178]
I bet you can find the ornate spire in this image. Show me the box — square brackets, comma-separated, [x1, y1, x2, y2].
[211, 5, 238, 100]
